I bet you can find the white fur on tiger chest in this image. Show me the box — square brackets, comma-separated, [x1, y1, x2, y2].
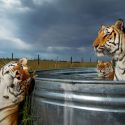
[114, 61, 125, 80]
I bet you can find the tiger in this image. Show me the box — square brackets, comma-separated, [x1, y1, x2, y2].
[97, 60, 114, 80]
[0, 58, 34, 125]
[93, 19, 125, 80]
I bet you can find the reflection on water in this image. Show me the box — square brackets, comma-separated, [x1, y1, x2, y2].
[37, 68, 106, 80]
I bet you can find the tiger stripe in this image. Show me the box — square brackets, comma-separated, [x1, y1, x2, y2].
[93, 19, 125, 80]
[0, 58, 34, 125]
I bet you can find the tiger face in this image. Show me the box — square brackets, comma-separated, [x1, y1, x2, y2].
[93, 19, 125, 59]
[0, 58, 31, 103]
[97, 61, 114, 80]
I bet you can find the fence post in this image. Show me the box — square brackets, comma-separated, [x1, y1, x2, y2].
[12, 53, 13, 60]
[70, 56, 72, 64]
[38, 54, 40, 65]
[55, 56, 58, 68]
[90, 57, 91, 62]
[81, 57, 84, 62]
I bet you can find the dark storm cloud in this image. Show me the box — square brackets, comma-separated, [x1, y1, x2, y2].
[1, 0, 125, 60]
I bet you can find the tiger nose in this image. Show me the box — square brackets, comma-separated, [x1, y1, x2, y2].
[93, 43, 99, 48]
[93, 41, 99, 48]
[93, 38, 100, 48]
[95, 44, 99, 48]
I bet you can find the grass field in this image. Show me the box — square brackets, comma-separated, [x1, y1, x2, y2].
[28, 60, 97, 71]
[0, 59, 97, 71]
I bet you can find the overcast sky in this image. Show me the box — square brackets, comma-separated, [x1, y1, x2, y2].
[0, 0, 124, 61]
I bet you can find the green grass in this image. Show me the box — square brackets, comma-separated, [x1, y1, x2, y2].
[21, 96, 33, 125]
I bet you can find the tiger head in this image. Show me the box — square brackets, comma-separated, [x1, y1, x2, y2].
[97, 60, 114, 80]
[93, 19, 125, 59]
[0, 58, 31, 103]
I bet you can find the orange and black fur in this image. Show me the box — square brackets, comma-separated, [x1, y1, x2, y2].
[93, 19, 125, 80]
[97, 61, 114, 80]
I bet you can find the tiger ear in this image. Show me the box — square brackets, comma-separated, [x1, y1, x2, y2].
[109, 60, 113, 64]
[97, 60, 102, 63]
[115, 19, 124, 30]
[101, 25, 106, 30]
[19, 58, 27, 66]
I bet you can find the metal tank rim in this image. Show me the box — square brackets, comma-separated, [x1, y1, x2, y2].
[36, 77, 125, 84]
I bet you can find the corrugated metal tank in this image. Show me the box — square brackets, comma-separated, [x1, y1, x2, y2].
[31, 68, 125, 125]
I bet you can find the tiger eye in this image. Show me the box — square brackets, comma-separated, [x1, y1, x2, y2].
[10, 84, 14, 88]
[16, 71, 20, 75]
[110, 36, 113, 40]
[17, 76, 21, 80]
[5, 71, 9, 74]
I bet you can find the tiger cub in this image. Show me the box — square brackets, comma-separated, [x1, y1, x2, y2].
[97, 61, 114, 80]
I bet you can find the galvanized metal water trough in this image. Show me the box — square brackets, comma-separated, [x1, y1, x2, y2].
[32, 68, 125, 125]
